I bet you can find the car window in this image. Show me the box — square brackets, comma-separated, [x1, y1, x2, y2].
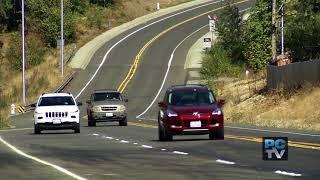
[38, 96, 75, 106]
[168, 90, 215, 106]
[93, 92, 122, 101]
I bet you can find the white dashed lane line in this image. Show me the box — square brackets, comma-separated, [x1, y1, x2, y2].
[275, 170, 302, 177]
[172, 151, 189, 155]
[141, 145, 153, 149]
[120, 140, 130, 143]
[89, 134, 304, 177]
[216, 159, 236, 165]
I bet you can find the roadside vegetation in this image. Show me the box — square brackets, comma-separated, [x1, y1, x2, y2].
[201, 0, 320, 131]
[0, 0, 191, 128]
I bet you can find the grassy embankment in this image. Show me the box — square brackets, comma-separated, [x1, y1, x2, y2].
[216, 74, 320, 131]
[0, 0, 192, 128]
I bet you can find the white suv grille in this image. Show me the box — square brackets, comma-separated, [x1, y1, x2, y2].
[45, 112, 68, 118]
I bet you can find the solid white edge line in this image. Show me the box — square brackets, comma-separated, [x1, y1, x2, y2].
[0, 128, 33, 132]
[216, 159, 235, 165]
[74, 0, 222, 100]
[274, 170, 302, 177]
[225, 126, 320, 137]
[0, 136, 86, 180]
[136, 7, 251, 119]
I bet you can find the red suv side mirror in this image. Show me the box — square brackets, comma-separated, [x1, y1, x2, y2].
[158, 102, 166, 107]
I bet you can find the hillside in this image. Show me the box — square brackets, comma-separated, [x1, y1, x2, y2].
[0, 0, 191, 127]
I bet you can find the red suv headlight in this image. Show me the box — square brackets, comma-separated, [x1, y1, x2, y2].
[167, 109, 178, 117]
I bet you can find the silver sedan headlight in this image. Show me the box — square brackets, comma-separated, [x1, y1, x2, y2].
[119, 105, 126, 112]
[92, 106, 101, 112]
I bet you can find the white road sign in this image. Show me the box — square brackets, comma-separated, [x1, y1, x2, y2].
[203, 38, 212, 48]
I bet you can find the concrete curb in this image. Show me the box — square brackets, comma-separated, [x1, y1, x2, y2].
[69, 0, 214, 69]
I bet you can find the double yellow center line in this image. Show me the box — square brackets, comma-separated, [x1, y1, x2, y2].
[117, 0, 250, 92]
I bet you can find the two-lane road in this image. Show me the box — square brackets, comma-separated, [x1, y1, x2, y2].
[2, 0, 319, 179]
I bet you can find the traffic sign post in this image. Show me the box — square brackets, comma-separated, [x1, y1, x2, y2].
[209, 20, 215, 32]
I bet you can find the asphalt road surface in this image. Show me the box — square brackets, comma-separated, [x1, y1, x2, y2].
[2, 0, 320, 179]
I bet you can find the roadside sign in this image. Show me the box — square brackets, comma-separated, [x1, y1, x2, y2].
[203, 38, 212, 48]
[209, 20, 215, 32]
[56, 39, 64, 48]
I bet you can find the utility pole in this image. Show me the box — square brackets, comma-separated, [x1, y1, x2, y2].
[271, 0, 277, 61]
[60, 0, 64, 77]
[22, 0, 26, 105]
[280, 0, 285, 55]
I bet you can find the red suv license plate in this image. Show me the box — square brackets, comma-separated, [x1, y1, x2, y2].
[190, 121, 201, 128]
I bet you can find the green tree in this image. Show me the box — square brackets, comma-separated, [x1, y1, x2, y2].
[27, 0, 76, 47]
[242, 0, 272, 71]
[0, 0, 12, 32]
[70, 0, 89, 14]
[285, 0, 320, 61]
[90, 0, 114, 7]
[216, 1, 243, 63]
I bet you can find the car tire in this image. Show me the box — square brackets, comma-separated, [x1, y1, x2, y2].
[119, 117, 127, 126]
[74, 124, 80, 133]
[158, 121, 173, 141]
[88, 114, 96, 127]
[209, 128, 224, 140]
[34, 124, 41, 134]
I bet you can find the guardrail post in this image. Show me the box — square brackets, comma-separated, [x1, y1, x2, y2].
[11, 104, 16, 115]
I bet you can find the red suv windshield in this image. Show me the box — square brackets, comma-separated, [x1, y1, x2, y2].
[168, 90, 216, 106]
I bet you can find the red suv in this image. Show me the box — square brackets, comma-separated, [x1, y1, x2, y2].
[157, 84, 224, 141]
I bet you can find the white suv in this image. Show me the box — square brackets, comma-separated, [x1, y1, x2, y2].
[33, 93, 82, 134]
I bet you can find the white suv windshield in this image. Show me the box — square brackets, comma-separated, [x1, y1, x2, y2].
[38, 96, 75, 106]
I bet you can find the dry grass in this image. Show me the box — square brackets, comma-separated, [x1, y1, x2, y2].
[0, 35, 73, 125]
[219, 75, 320, 132]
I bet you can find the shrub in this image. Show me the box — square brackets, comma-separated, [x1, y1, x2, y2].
[90, 0, 114, 7]
[85, 6, 104, 29]
[200, 44, 243, 90]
